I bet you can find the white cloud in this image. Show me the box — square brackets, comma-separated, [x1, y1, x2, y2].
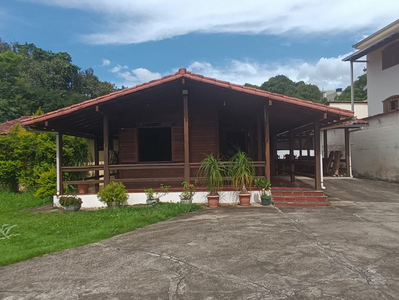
[111, 55, 364, 90]
[114, 68, 162, 86]
[101, 58, 111, 66]
[28, 0, 399, 44]
[187, 55, 365, 91]
[109, 64, 128, 73]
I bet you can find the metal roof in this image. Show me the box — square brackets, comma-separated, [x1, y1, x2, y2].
[343, 29, 399, 62]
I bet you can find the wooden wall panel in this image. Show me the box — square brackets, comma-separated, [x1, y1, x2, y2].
[189, 100, 219, 162]
[172, 127, 184, 162]
[119, 128, 138, 163]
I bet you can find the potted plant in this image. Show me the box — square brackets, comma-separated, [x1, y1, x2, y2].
[97, 181, 129, 209]
[144, 184, 170, 206]
[59, 195, 83, 212]
[229, 150, 255, 206]
[254, 177, 272, 206]
[179, 180, 197, 204]
[197, 154, 226, 208]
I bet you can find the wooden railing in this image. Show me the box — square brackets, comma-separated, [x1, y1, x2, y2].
[61, 160, 268, 190]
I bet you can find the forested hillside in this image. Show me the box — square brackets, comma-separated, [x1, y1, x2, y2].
[0, 39, 116, 123]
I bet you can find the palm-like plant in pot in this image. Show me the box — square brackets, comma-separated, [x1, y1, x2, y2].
[228, 150, 255, 206]
[198, 154, 226, 208]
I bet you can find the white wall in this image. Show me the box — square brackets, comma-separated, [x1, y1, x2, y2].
[327, 102, 369, 119]
[323, 102, 368, 156]
[367, 45, 399, 116]
[54, 190, 264, 208]
[352, 110, 399, 182]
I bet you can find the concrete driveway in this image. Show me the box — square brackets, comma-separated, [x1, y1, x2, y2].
[1, 178, 399, 299]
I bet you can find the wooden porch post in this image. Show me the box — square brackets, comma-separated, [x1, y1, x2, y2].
[323, 130, 328, 159]
[103, 114, 110, 186]
[314, 120, 322, 190]
[183, 94, 190, 183]
[56, 132, 63, 196]
[257, 114, 262, 161]
[345, 128, 351, 177]
[94, 135, 100, 192]
[306, 133, 312, 156]
[289, 129, 295, 182]
[298, 133, 303, 157]
[264, 103, 271, 181]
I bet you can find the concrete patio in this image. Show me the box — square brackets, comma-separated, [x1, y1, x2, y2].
[1, 178, 399, 299]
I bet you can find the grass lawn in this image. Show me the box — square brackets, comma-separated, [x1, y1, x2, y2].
[0, 192, 203, 267]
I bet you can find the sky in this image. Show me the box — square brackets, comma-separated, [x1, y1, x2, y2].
[1, 0, 398, 90]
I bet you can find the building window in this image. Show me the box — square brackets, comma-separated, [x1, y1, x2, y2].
[382, 42, 399, 70]
[383, 96, 399, 113]
[138, 127, 172, 162]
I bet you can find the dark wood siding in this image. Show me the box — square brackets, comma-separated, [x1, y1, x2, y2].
[189, 99, 218, 163]
[119, 128, 138, 163]
[172, 127, 184, 162]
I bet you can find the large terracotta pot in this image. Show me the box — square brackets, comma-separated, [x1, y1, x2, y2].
[77, 183, 89, 194]
[207, 194, 220, 208]
[238, 193, 251, 206]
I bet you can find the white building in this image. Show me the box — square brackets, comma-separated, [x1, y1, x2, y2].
[344, 19, 399, 116]
[343, 19, 399, 182]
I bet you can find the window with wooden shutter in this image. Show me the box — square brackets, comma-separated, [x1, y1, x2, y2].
[382, 95, 399, 113]
[382, 42, 399, 70]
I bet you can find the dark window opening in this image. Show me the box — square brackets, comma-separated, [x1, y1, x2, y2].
[223, 128, 247, 157]
[390, 100, 397, 111]
[138, 128, 172, 162]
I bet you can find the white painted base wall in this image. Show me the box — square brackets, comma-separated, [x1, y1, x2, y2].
[54, 190, 264, 208]
[352, 110, 399, 182]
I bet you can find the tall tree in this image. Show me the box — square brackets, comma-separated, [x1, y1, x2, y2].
[336, 74, 367, 101]
[246, 75, 323, 103]
[0, 40, 116, 123]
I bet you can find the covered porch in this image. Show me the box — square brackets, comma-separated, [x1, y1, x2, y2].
[21, 68, 354, 206]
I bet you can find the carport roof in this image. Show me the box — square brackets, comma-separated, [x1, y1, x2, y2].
[21, 68, 354, 129]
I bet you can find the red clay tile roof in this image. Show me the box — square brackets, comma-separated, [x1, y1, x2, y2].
[21, 68, 354, 126]
[0, 116, 31, 134]
[353, 119, 369, 125]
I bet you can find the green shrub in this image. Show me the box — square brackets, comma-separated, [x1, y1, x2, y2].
[97, 182, 129, 204]
[0, 124, 89, 192]
[34, 167, 56, 199]
[58, 195, 82, 207]
[254, 177, 272, 191]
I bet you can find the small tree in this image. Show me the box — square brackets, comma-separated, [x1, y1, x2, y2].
[197, 154, 226, 196]
[228, 150, 255, 194]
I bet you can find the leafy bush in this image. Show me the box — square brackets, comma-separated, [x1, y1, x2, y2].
[34, 167, 57, 199]
[58, 195, 82, 207]
[254, 177, 272, 191]
[0, 124, 89, 193]
[97, 182, 129, 204]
